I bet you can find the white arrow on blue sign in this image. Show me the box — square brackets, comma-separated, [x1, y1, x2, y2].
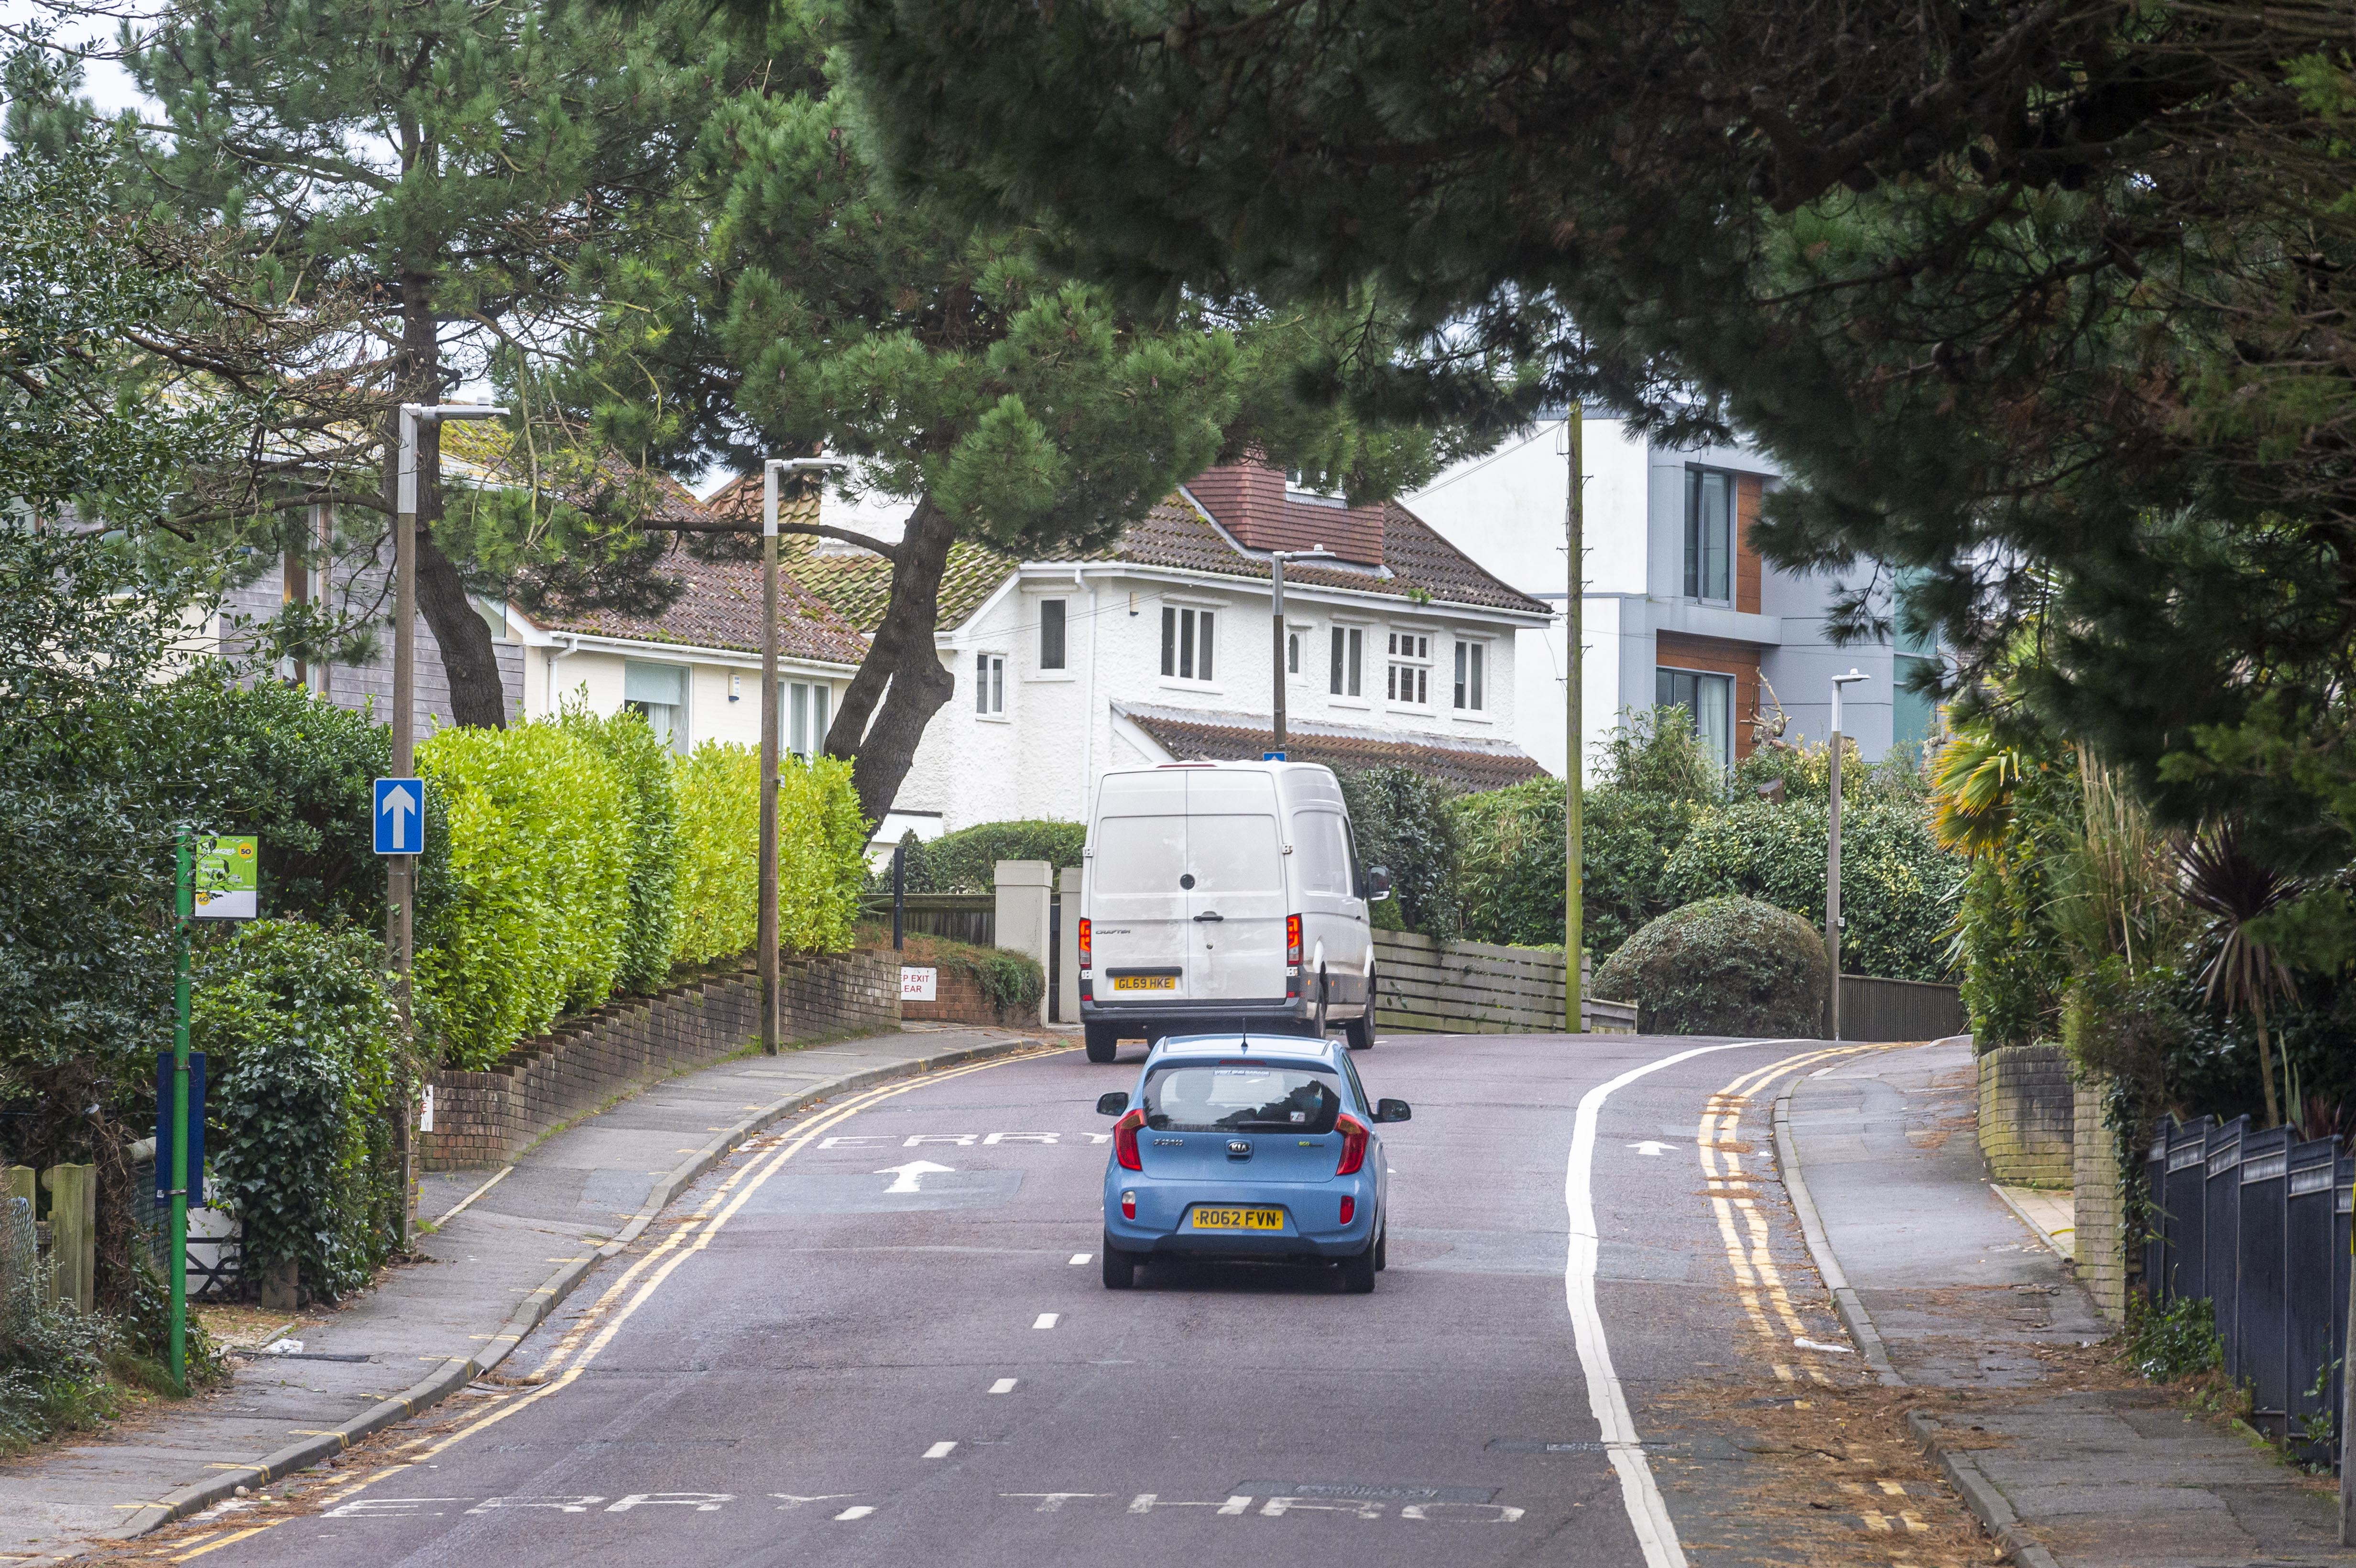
[374, 777, 424, 855]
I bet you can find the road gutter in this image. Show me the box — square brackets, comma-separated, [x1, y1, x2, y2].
[105, 1031, 1056, 1540]
[1770, 1053, 2065, 1568]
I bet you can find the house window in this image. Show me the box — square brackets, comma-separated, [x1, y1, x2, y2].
[1656, 667, 1733, 768]
[1453, 640, 1486, 711]
[1160, 606, 1215, 681]
[784, 680, 830, 759]
[1039, 599, 1067, 670]
[1684, 468, 1734, 602]
[1287, 629, 1301, 675]
[622, 660, 688, 754]
[1386, 632, 1431, 705]
[1329, 627, 1362, 697]
[974, 653, 1006, 715]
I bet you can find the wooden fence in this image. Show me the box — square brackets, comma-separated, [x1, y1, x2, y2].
[1373, 931, 1638, 1034]
[859, 892, 995, 947]
[1834, 975, 1967, 1042]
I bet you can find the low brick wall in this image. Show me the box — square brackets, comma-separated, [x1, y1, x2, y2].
[1977, 1042, 2074, 1187]
[900, 964, 1031, 1028]
[2073, 1073, 2127, 1324]
[420, 950, 899, 1171]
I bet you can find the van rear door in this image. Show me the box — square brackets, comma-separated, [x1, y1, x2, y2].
[1184, 769, 1288, 1002]
[1089, 772, 1190, 999]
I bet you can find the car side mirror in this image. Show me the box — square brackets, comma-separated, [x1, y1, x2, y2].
[1374, 1098, 1411, 1124]
[1095, 1092, 1130, 1116]
[1366, 865, 1393, 903]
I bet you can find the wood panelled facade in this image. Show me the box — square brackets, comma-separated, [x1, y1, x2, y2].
[1734, 474, 1764, 615]
[1653, 630, 1765, 760]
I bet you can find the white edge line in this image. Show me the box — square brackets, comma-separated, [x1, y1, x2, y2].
[433, 1165, 515, 1225]
[1566, 1038, 1802, 1568]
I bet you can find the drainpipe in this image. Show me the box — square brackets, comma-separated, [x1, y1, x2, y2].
[548, 634, 581, 716]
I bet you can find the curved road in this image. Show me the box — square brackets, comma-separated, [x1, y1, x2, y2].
[134, 1034, 1987, 1568]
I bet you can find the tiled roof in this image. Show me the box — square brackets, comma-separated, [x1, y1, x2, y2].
[1184, 463, 1385, 566]
[437, 422, 713, 529]
[701, 475, 1017, 633]
[536, 552, 870, 667]
[1115, 702, 1546, 793]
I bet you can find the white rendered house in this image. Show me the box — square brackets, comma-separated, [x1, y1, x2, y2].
[1406, 416, 1942, 781]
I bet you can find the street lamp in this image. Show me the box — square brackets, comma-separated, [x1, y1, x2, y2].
[389, 401, 505, 1243]
[1561, 404, 1585, 1035]
[1825, 668, 1869, 1041]
[1265, 547, 1335, 758]
[759, 457, 850, 1055]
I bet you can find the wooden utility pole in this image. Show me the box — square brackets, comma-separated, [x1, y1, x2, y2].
[1565, 404, 1585, 1035]
[758, 461, 784, 1055]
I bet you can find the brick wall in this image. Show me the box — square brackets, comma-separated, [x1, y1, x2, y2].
[900, 964, 1032, 1028]
[418, 950, 899, 1171]
[2073, 1073, 2128, 1324]
[1977, 1043, 2074, 1187]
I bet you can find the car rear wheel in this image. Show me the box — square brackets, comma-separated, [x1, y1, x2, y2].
[1101, 1234, 1138, 1290]
[1339, 1243, 1376, 1294]
[1344, 1007, 1374, 1051]
[1084, 1024, 1120, 1063]
[1374, 1224, 1387, 1272]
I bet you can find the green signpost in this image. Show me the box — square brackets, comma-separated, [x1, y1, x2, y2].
[169, 831, 255, 1387]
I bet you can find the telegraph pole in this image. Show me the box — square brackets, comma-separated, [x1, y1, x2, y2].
[1565, 404, 1585, 1034]
[1266, 548, 1333, 759]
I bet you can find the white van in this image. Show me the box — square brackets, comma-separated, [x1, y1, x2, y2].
[1077, 761, 1391, 1062]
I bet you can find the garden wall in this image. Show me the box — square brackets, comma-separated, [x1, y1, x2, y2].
[900, 963, 1033, 1028]
[2073, 1074, 2128, 1324]
[1977, 1042, 2074, 1187]
[419, 950, 898, 1170]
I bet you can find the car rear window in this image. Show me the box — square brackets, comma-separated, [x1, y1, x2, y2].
[1143, 1064, 1340, 1134]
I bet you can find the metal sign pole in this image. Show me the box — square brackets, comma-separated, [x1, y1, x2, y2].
[169, 829, 192, 1389]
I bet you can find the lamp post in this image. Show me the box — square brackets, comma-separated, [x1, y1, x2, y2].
[759, 457, 850, 1054]
[1562, 404, 1585, 1034]
[391, 400, 505, 1244]
[1266, 548, 1335, 759]
[1825, 668, 1869, 1040]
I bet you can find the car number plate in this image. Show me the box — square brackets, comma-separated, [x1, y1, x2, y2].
[1111, 974, 1178, 991]
[1189, 1207, 1285, 1231]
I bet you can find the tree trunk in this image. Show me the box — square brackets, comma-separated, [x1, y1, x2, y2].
[825, 496, 959, 823]
[2254, 993, 2282, 1129]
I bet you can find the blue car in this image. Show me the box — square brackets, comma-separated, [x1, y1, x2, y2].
[1095, 1034, 1411, 1293]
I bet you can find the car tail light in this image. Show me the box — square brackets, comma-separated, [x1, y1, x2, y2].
[1121, 1190, 1137, 1220]
[1339, 1196, 1355, 1225]
[1113, 1107, 1146, 1171]
[1078, 917, 1091, 968]
[1334, 1113, 1368, 1176]
[1286, 914, 1302, 967]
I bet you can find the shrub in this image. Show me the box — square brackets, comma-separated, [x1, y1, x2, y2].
[1592, 895, 1829, 1036]
[673, 744, 869, 967]
[884, 818, 1087, 893]
[1452, 776, 1704, 956]
[1663, 798, 1963, 981]
[558, 704, 681, 993]
[2127, 1295, 2221, 1383]
[1334, 766, 1460, 936]
[416, 721, 631, 1067]
[193, 921, 403, 1303]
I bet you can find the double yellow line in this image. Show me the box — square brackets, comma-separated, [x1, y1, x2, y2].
[1694, 1044, 1885, 1384]
[164, 1044, 1069, 1561]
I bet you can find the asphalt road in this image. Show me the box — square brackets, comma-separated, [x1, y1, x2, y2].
[140, 1033, 1987, 1568]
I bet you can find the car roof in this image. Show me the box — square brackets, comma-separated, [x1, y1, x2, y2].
[1145, 1034, 1342, 1067]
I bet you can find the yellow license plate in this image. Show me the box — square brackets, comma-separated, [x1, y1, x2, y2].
[1111, 974, 1178, 991]
[1189, 1207, 1286, 1231]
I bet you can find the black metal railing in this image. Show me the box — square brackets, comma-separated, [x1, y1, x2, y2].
[2142, 1114, 2353, 1457]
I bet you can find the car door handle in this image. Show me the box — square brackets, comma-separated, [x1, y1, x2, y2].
[1193, 911, 1223, 922]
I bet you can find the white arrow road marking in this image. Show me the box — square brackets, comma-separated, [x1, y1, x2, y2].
[379, 783, 418, 845]
[833, 1505, 875, 1521]
[1626, 1141, 1674, 1157]
[873, 1160, 955, 1194]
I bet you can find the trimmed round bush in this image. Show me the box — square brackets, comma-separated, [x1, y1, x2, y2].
[1592, 895, 1828, 1037]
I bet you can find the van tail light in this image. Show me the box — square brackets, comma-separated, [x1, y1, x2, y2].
[1286, 914, 1303, 967]
[1339, 1196, 1355, 1225]
[1078, 917, 1091, 968]
[1121, 1190, 1137, 1220]
[1335, 1113, 1368, 1176]
[1113, 1107, 1146, 1171]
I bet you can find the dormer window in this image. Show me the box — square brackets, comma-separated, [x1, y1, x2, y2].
[1284, 469, 1350, 510]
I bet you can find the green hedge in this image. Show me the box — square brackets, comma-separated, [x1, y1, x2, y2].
[1334, 767, 1460, 935]
[416, 721, 633, 1067]
[559, 704, 681, 993]
[192, 921, 402, 1302]
[675, 744, 868, 966]
[883, 818, 1087, 893]
[1592, 895, 1829, 1036]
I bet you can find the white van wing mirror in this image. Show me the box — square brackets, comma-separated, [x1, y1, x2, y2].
[1365, 865, 1393, 902]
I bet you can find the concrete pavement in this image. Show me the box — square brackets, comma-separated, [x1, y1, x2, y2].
[0, 1024, 1050, 1564]
[1787, 1039, 2356, 1568]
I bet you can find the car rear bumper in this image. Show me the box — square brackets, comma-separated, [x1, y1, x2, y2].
[1102, 1176, 1376, 1259]
[1080, 995, 1324, 1036]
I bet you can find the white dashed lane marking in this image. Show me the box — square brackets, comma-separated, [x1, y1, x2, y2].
[923, 1442, 958, 1459]
[1033, 1313, 1058, 1329]
[989, 1378, 1018, 1394]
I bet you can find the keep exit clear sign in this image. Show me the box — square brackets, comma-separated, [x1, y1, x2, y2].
[192, 836, 257, 920]
[901, 968, 938, 1002]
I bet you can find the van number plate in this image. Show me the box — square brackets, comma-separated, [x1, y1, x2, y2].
[1190, 1207, 1285, 1231]
[1111, 975, 1178, 991]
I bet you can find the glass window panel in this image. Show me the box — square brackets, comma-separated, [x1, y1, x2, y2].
[1161, 606, 1177, 675]
[1471, 643, 1484, 709]
[1179, 609, 1196, 679]
[623, 661, 686, 705]
[1198, 611, 1213, 680]
[1039, 599, 1066, 669]
[1143, 1065, 1340, 1133]
[1330, 627, 1345, 694]
[789, 682, 809, 754]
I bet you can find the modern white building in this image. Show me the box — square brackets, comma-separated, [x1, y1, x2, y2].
[1405, 415, 1941, 781]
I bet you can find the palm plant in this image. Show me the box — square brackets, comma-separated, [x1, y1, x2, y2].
[2179, 823, 2302, 1127]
